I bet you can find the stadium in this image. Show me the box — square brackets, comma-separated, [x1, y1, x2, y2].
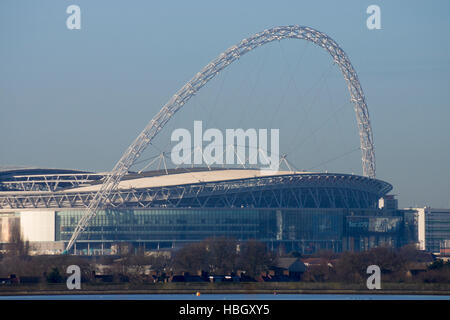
[0, 166, 406, 255]
[0, 25, 413, 255]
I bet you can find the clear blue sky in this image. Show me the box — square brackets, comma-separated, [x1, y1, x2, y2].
[1, 0, 449, 208]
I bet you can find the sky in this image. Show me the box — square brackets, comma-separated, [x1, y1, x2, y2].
[0, 0, 449, 208]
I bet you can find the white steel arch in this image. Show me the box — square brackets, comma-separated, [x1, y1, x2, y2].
[65, 25, 376, 252]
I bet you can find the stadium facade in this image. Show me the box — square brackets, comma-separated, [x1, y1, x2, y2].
[0, 166, 423, 255]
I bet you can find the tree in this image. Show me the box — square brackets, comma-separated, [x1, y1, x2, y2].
[334, 251, 368, 283]
[172, 242, 209, 274]
[46, 267, 63, 283]
[334, 246, 410, 283]
[302, 264, 333, 282]
[171, 238, 239, 275]
[204, 237, 238, 275]
[366, 246, 408, 276]
[237, 240, 273, 278]
[148, 254, 171, 281]
[419, 268, 450, 283]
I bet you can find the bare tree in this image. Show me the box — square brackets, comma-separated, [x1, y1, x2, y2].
[172, 241, 209, 274]
[204, 237, 238, 275]
[237, 240, 274, 278]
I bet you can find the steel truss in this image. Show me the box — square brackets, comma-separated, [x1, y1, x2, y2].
[0, 173, 391, 211]
[0, 173, 104, 192]
[65, 25, 377, 252]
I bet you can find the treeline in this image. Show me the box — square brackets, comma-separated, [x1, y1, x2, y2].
[1, 235, 450, 285]
[0, 237, 274, 284]
[302, 245, 450, 284]
[171, 238, 273, 278]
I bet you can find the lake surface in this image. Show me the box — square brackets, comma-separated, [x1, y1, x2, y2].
[1, 294, 449, 300]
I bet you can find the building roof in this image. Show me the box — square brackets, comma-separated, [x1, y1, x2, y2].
[274, 258, 307, 272]
[66, 169, 303, 193]
[0, 167, 393, 211]
[0, 166, 91, 177]
[301, 257, 331, 266]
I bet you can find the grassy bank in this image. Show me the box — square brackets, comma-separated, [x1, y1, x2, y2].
[1, 282, 450, 296]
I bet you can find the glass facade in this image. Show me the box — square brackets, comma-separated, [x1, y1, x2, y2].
[56, 208, 277, 243]
[55, 208, 348, 253]
[425, 209, 450, 253]
[54, 207, 408, 254]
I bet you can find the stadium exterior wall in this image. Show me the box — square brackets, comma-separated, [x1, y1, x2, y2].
[3, 206, 407, 255]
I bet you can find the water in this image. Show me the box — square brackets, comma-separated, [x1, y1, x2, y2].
[0, 294, 449, 300]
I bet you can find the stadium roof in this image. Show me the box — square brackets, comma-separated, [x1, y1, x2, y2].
[0, 166, 91, 176]
[67, 169, 308, 192]
[0, 168, 393, 210]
